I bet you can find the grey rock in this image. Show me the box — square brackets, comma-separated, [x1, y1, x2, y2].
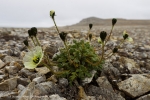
[19, 68, 36, 79]
[47, 75, 58, 83]
[3, 56, 19, 63]
[0, 77, 18, 91]
[40, 81, 61, 95]
[103, 62, 120, 75]
[81, 96, 96, 100]
[59, 78, 68, 87]
[122, 57, 141, 73]
[126, 44, 134, 49]
[0, 59, 5, 69]
[18, 82, 35, 100]
[29, 95, 51, 100]
[49, 94, 67, 100]
[137, 93, 150, 100]
[16, 44, 24, 51]
[82, 70, 96, 85]
[12, 47, 20, 57]
[8, 40, 17, 46]
[0, 49, 13, 56]
[86, 85, 125, 100]
[144, 45, 150, 51]
[0, 75, 7, 81]
[35, 67, 50, 75]
[17, 78, 31, 86]
[139, 47, 145, 51]
[18, 81, 60, 99]
[17, 84, 25, 91]
[96, 76, 114, 92]
[146, 63, 150, 70]
[147, 52, 150, 59]
[33, 75, 46, 84]
[0, 91, 18, 99]
[140, 53, 147, 59]
[33, 83, 49, 96]
[5, 66, 19, 74]
[118, 74, 150, 98]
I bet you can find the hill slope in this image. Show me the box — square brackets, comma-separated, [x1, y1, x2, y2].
[72, 17, 150, 26]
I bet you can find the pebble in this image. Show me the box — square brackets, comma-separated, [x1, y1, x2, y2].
[0, 59, 5, 69]
[118, 74, 150, 98]
[0, 77, 17, 91]
[5, 66, 19, 74]
[33, 75, 46, 84]
[58, 78, 68, 87]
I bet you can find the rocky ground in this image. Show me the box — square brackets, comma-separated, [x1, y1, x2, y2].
[0, 25, 150, 100]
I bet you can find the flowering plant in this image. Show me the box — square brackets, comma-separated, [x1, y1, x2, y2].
[23, 46, 44, 69]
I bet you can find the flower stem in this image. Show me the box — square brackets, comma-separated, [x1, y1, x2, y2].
[52, 18, 59, 34]
[31, 37, 36, 46]
[64, 41, 74, 64]
[87, 29, 91, 41]
[99, 42, 105, 62]
[105, 26, 114, 44]
[35, 36, 41, 46]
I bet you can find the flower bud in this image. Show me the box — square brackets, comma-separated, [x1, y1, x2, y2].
[112, 18, 117, 26]
[100, 31, 107, 42]
[59, 32, 67, 42]
[28, 29, 33, 38]
[23, 39, 29, 47]
[113, 47, 118, 53]
[123, 34, 128, 40]
[89, 24, 93, 29]
[50, 10, 55, 19]
[31, 27, 37, 37]
[89, 34, 92, 41]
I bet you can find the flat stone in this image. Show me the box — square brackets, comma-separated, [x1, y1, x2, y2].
[33, 75, 46, 83]
[49, 94, 67, 100]
[86, 85, 125, 100]
[121, 57, 141, 73]
[0, 75, 7, 81]
[3, 56, 19, 63]
[82, 70, 97, 85]
[0, 91, 18, 99]
[58, 78, 68, 87]
[0, 77, 18, 91]
[18, 82, 35, 100]
[35, 67, 50, 75]
[118, 74, 150, 98]
[17, 78, 31, 86]
[19, 68, 35, 78]
[96, 76, 114, 92]
[137, 93, 150, 100]
[17, 84, 25, 91]
[0, 59, 5, 69]
[33, 83, 49, 96]
[5, 66, 19, 74]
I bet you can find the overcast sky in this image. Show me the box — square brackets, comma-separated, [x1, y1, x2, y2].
[0, 0, 150, 27]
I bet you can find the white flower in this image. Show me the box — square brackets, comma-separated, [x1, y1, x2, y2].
[23, 46, 44, 69]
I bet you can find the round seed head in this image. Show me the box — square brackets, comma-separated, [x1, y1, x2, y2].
[112, 18, 117, 26]
[100, 31, 107, 42]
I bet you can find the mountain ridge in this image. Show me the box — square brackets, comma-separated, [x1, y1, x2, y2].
[71, 17, 150, 26]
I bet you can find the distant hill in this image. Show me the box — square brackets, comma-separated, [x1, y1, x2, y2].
[71, 17, 150, 26]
